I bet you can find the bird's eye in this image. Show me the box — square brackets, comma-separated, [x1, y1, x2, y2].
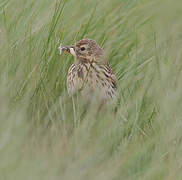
[80, 47, 86, 51]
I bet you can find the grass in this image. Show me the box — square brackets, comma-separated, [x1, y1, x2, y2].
[0, 0, 182, 179]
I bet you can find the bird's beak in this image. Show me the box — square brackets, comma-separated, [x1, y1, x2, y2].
[59, 45, 76, 57]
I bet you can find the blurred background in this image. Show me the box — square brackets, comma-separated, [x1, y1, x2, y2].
[0, 0, 182, 179]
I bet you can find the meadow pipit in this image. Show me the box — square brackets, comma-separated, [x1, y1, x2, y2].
[59, 39, 117, 103]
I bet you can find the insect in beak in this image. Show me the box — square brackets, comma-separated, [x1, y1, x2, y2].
[59, 44, 76, 57]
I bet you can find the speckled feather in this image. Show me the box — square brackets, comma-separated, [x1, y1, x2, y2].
[67, 62, 117, 100]
[65, 39, 117, 102]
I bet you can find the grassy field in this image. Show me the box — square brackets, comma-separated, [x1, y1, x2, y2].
[0, 0, 182, 179]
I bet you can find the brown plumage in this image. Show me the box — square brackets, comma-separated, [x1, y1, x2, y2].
[60, 39, 117, 103]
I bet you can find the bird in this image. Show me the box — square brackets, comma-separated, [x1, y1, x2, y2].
[59, 39, 117, 104]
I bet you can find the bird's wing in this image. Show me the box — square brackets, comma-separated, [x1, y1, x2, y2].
[105, 63, 117, 89]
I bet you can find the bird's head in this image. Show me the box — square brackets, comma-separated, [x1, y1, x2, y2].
[60, 39, 104, 63]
